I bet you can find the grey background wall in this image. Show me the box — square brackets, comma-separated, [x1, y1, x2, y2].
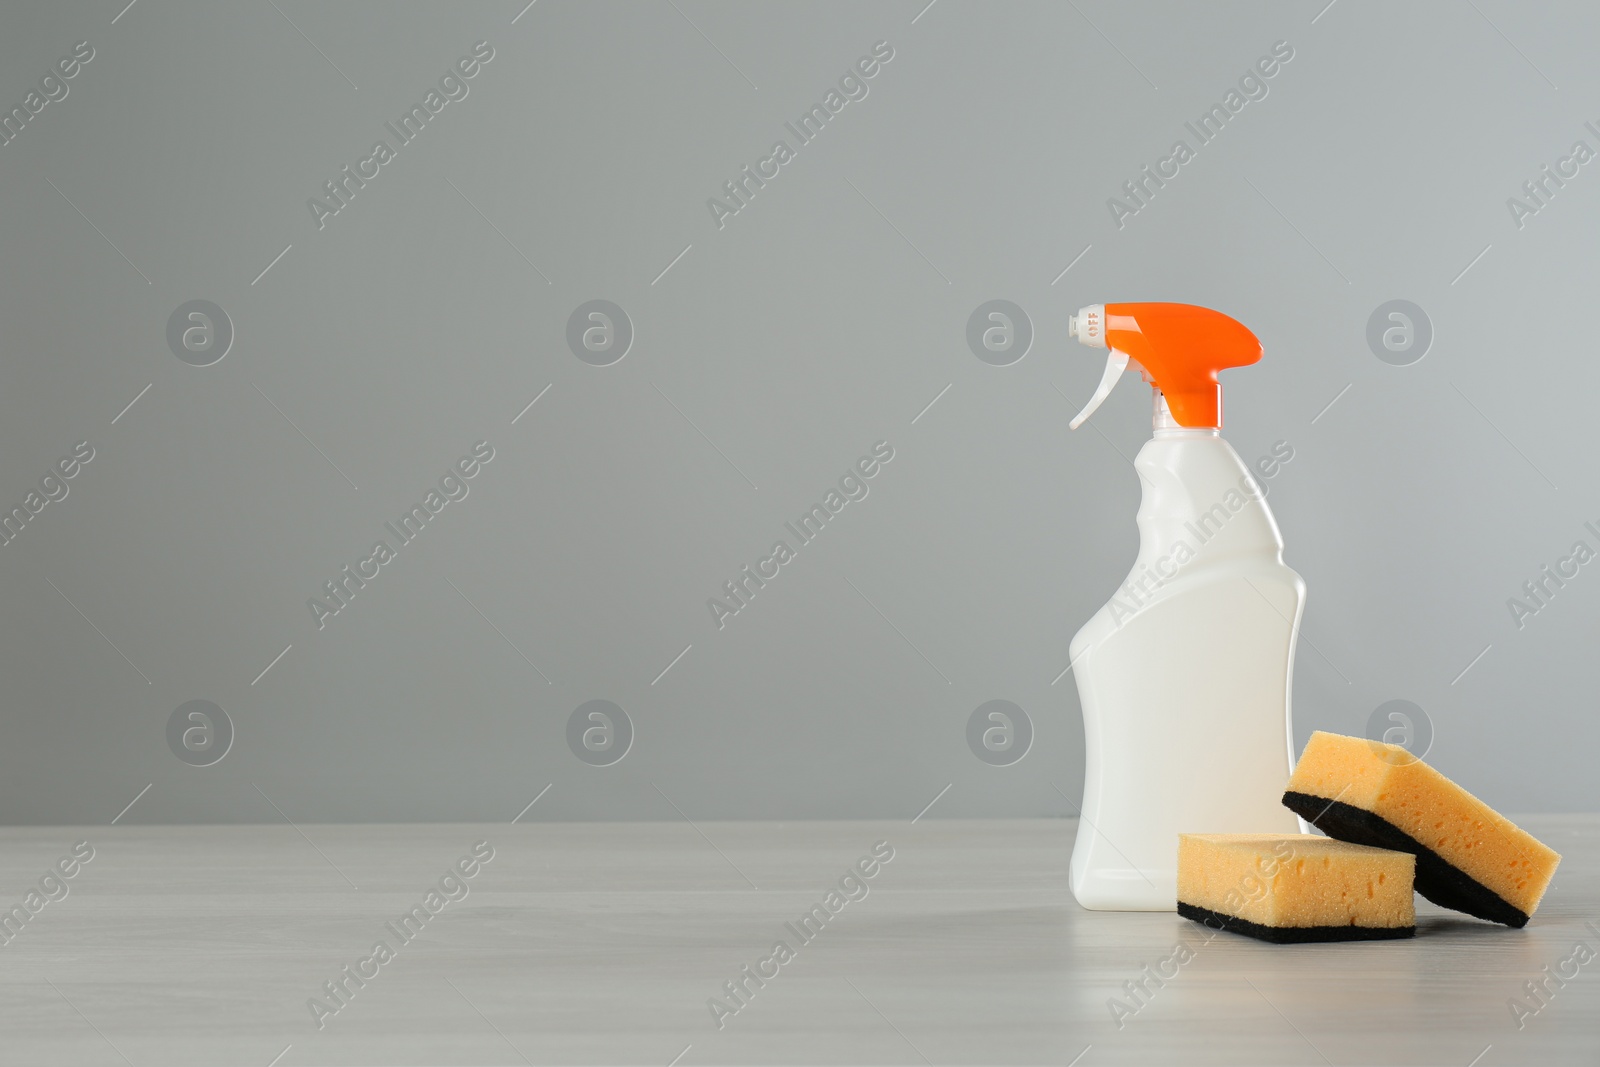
[2, 0, 1596, 825]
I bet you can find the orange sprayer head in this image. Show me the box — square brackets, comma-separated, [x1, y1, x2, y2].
[1066, 302, 1262, 431]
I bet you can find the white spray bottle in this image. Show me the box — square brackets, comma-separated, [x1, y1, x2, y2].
[1064, 302, 1303, 911]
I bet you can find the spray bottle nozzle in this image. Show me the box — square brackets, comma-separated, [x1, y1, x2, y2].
[1065, 302, 1262, 431]
[1067, 304, 1106, 348]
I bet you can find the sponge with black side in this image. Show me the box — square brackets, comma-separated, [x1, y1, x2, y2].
[1283, 730, 1561, 928]
[1177, 833, 1416, 943]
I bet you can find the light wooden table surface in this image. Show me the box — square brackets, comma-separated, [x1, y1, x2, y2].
[1, 816, 1595, 1065]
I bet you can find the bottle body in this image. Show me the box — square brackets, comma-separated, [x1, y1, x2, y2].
[1069, 432, 1303, 911]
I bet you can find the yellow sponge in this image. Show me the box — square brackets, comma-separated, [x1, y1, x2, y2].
[1283, 730, 1560, 927]
[1177, 834, 1415, 942]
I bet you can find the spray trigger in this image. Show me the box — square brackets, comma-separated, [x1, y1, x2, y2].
[1069, 348, 1129, 430]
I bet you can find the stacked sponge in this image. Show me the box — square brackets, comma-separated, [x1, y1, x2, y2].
[1176, 731, 1561, 942]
